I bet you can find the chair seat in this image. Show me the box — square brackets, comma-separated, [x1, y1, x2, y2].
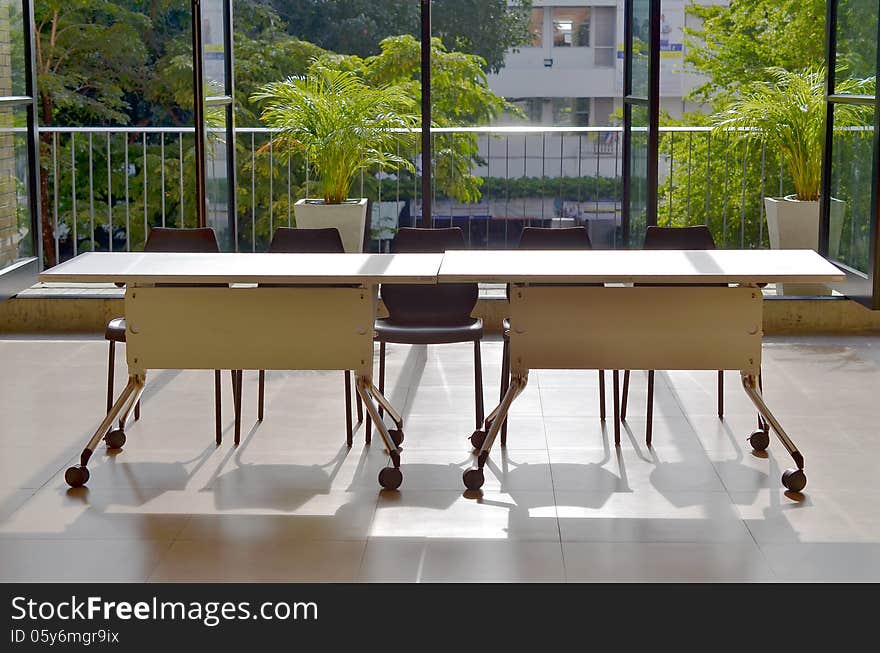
[374, 318, 483, 345]
[105, 317, 126, 342]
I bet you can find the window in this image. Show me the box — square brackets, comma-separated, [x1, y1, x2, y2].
[0, 0, 39, 299]
[552, 7, 590, 48]
[527, 7, 543, 47]
[552, 98, 590, 127]
[511, 97, 546, 125]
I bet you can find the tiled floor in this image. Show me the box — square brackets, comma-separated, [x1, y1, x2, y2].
[1, 334, 879, 582]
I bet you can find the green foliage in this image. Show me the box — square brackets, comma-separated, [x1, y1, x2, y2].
[264, 0, 533, 73]
[656, 129, 785, 249]
[252, 66, 419, 204]
[34, 0, 152, 125]
[712, 66, 874, 200]
[683, 0, 826, 108]
[328, 34, 520, 203]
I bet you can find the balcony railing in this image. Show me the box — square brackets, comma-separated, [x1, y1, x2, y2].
[40, 125, 794, 264]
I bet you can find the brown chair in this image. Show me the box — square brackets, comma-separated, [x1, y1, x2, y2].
[370, 227, 483, 445]
[620, 225, 723, 445]
[491, 226, 606, 449]
[104, 227, 237, 448]
[255, 227, 363, 446]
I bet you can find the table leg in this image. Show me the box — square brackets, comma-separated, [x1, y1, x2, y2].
[65, 374, 146, 488]
[355, 375, 405, 490]
[740, 372, 807, 492]
[462, 371, 529, 491]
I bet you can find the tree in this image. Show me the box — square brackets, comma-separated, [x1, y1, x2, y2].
[320, 34, 517, 201]
[34, 0, 152, 264]
[651, 0, 830, 251]
[682, 0, 826, 109]
[264, 0, 533, 73]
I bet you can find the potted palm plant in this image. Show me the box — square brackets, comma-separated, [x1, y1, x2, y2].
[252, 66, 419, 252]
[713, 66, 873, 292]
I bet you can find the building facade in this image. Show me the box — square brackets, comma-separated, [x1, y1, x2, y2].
[487, 0, 728, 126]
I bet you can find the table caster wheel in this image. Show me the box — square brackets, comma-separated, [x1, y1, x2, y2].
[65, 465, 90, 488]
[388, 429, 404, 447]
[378, 467, 403, 490]
[782, 468, 807, 493]
[470, 430, 486, 451]
[462, 468, 485, 491]
[748, 429, 770, 452]
[105, 428, 126, 449]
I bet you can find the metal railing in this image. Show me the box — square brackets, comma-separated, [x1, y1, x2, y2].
[40, 125, 793, 264]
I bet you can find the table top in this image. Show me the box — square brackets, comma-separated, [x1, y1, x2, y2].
[40, 249, 848, 286]
[39, 252, 444, 285]
[438, 249, 846, 284]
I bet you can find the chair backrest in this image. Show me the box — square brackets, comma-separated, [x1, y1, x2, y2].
[144, 227, 220, 253]
[643, 225, 716, 250]
[390, 227, 467, 254]
[142, 227, 221, 288]
[641, 226, 719, 287]
[268, 227, 345, 253]
[518, 226, 592, 250]
[383, 227, 477, 325]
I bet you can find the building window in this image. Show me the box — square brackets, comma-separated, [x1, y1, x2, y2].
[551, 98, 590, 126]
[527, 7, 544, 47]
[513, 97, 545, 124]
[552, 7, 590, 47]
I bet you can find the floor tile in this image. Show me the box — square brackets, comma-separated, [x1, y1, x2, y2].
[370, 490, 559, 541]
[148, 539, 365, 582]
[562, 541, 775, 582]
[360, 540, 564, 582]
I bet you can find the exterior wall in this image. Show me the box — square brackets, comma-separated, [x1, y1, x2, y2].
[3, 294, 879, 335]
[489, 1, 726, 126]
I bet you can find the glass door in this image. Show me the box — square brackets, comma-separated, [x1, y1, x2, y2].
[0, 0, 39, 299]
[621, 0, 659, 247]
[822, 0, 880, 308]
[196, 0, 236, 251]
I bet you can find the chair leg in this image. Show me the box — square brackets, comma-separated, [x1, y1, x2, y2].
[106, 341, 115, 414]
[214, 370, 222, 445]
[355, 380, 363, 422]
[500, 336, 510, 446]
[621, 370, 630, 420]
[378, 341, 386, 420]
[134, 399, 140, 421]
[717, 370, 724, 419]
[598, 370, 606, 421]
[258, 370, 265, 421]
[344, 371, 353, 447]
[613, 370, 621, 446]
[646, 370, 654, 447]
[232, 370, 242, 446]
[474, 340, 484, 430]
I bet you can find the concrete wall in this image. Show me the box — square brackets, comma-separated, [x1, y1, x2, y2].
[2, 295, 879, 336]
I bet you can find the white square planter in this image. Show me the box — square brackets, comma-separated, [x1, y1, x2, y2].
[294, 198, 368, 253]
[764, 196, 844, 296]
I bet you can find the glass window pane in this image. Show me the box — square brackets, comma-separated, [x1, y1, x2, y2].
[628, 103, 648, 247]
[202, 0, 226, 96]
[631, 0, 651, 97]
[0, 0, 26, 97]
[553, 7, 590, 48]
[835, 0, 877, 91]
[0, 105, 32, 268]
[527, 8, 543, 47]
[828, 103, 876, 273]
[206, 112, 232, 251]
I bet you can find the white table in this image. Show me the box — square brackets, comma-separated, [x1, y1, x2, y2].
[439, 249, 846, 493]
[40, 251, 444, 490]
